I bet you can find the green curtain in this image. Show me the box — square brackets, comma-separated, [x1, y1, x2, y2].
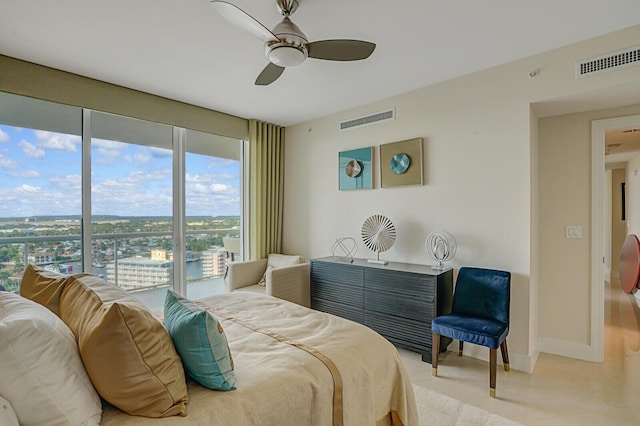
[248, 119, 285, 260]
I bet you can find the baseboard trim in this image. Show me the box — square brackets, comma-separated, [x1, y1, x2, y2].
[537, 337, 600, 362]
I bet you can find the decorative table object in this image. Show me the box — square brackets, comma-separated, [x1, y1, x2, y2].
[331, 237, 357, 263]
[361, 214, 396, 264]
[425, 231, 457, 270]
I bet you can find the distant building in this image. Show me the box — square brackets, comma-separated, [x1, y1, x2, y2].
[28, 251, 53, 264]
[106, 257, 173, 289]
[151, 249, 168, 260]
[201, 247, 226, 277]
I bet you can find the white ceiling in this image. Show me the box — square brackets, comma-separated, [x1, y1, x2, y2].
[1, 0, 639, 127]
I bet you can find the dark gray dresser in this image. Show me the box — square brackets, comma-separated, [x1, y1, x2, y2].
[310, 256, 453, 362]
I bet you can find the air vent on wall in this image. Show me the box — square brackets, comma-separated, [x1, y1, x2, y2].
[576, 45, 640, 79]
[339, 109, 395, 131]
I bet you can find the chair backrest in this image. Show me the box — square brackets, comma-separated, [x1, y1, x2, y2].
[451, 267, 511, 325]
[223, 237, 241, 260]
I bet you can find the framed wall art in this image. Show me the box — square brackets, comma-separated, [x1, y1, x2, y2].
[379, 138, 423, 188]
[338, 146, 373, 190]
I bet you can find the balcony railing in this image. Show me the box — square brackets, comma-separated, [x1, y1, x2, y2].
[0, 228, 238, 308]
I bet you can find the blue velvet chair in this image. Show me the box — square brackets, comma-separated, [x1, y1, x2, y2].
[431, 267, 511, 398]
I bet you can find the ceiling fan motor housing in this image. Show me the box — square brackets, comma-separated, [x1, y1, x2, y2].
[266, 17, 308, 67]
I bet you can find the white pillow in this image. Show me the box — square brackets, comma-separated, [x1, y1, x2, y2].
[0, 292, 102, 426]
[267, 253, 304, 268]
[0, 395, 19, 426]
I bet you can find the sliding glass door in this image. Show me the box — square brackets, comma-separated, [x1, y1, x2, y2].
[184, 129, 242, 300]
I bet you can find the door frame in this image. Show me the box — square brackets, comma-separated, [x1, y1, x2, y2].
[591, 114, 640, 362]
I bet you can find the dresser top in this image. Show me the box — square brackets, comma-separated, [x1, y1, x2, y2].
[311, 256, 451, 276]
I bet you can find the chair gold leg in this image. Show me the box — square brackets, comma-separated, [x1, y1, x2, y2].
[489, 348, 497, 398]
[500, 339, 510, 371]
[431, 332, 440, 376]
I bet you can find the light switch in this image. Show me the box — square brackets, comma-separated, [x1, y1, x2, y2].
[566, 225, 582, 239]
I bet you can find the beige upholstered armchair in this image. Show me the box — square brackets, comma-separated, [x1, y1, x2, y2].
[224, 254, 310, 307]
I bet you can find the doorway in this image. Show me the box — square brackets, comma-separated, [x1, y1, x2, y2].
[591, 113, 640, 362]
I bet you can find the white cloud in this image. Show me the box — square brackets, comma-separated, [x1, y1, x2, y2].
[92, 138, 125, 164]
[206, 158, 237, 169]
[17, 184, 41, 194]
[35, 130, 80, 152]
[0, 129, 9, 143]
[50, 174, 81, 191]
[0, 154, 18, 169]
[185, 173, 208, 182]
[12, 170, 40, 178]
[209, 183, 230, 192]
[133, 152, 150, 166]
[20, 140, 45, 158]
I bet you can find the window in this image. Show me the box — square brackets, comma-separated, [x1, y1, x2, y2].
[0, 92, 244, 307]
[91, 112, 174, 303]
[0, 93, 82, 291]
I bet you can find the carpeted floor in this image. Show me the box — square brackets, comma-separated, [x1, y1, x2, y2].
[413, 384, 522, 426]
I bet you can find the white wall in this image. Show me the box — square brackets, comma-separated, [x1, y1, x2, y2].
[283, 25, 640, 372]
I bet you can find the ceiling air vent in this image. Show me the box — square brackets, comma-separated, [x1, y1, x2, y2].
[339, 109, 395, 131]
[576, 45, 640, 79]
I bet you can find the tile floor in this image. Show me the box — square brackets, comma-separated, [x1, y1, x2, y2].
[398, 279, 640, 425]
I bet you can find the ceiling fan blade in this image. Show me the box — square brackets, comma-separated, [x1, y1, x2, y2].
[307, 39, 376, 61]
[255, 63, 285, 86]
[210, 1, 279, 43]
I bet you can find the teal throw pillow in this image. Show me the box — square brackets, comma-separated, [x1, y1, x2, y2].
[164, 290, 236, 391]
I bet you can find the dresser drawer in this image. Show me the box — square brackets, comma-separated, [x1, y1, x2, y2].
[365, 288, 434, 321]
[311, 260, 364, 288]
[365, 312, 432, 349]
[364, 269, 435, 302]
[311, 280, 364, 309]
[311, 298, 364, 324]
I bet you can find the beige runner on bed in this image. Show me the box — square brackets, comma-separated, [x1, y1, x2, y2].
[197, 302, 345, 426]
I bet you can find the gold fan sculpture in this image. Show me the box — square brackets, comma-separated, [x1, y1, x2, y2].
[361, 215, 396, 265]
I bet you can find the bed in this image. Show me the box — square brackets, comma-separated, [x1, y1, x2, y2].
[101, 291, 417, 425]
[3, 265, 417, 426]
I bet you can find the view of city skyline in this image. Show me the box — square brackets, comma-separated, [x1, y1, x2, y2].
[0, 125, 241, 218]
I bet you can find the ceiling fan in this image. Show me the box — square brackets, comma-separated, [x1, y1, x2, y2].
[210, 0, 376, 86]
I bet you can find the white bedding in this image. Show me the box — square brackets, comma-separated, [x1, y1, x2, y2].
[100, 292, 418, 426]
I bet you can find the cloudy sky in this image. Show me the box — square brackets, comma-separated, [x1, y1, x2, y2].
[0, 125, 240, 218]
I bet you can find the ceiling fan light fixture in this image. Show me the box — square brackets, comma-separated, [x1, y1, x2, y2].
[268, 44, 307, 67]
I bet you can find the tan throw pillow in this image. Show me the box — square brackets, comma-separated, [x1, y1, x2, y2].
[59, 274, 188, 418]
[19, 263, 76, 316]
